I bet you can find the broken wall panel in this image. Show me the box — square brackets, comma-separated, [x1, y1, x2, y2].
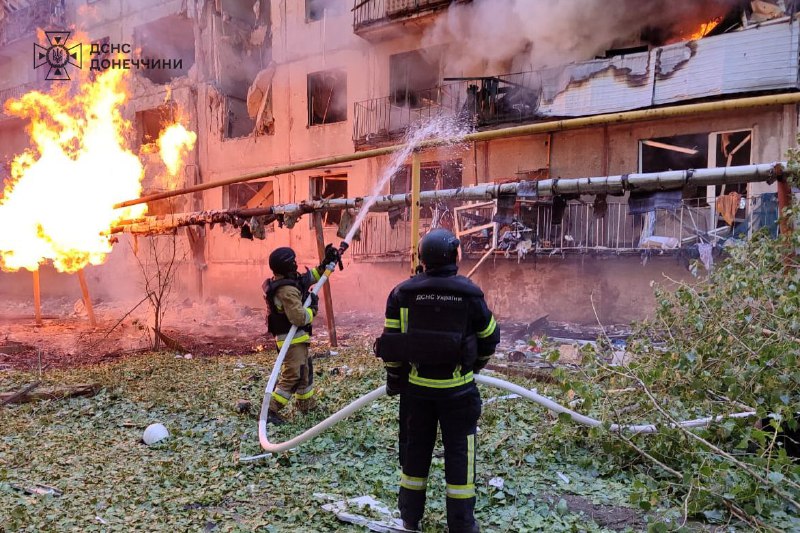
[133, 15, 196, 85]
[653, 19, 800, 105]
[538, 52, 654, 117]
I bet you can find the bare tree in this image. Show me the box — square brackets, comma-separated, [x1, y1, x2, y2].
[131, 231, 184, 350]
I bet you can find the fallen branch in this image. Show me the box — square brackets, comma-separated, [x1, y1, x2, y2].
[0, 383, 100, 405]
[484, 363, 557, 384]
[1, 381, 41, 406]
[83, 295, 149, 354]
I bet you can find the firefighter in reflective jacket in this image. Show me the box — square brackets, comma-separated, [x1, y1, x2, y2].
[264, 245, 340, 425]
[375, 229, 500, 533]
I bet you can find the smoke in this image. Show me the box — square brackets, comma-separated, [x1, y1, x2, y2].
[423, 0, 745, 76]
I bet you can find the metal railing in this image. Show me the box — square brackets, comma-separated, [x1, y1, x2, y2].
[0, 0, 62, 46]
[353, 0, 454, 31]
[352, 195, 776, 260]
[353, 72, 543, 144]
[353, 83, 466, 144]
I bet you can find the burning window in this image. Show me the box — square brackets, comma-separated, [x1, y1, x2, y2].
[390, 49, 440, 108]
[136, 105, 176, 146]
[225, 181, 274, 210]
[133, 16, 195, 85]
[311, 174, 348, 225]
[307, 70, 347, 126]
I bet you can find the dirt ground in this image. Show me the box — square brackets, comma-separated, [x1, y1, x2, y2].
[0, 293, 632, 374]
[0, 294, 393, 371]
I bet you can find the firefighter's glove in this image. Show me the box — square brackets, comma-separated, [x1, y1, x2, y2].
[307, 292, 319, 317]
[473, 356, 490, 374]
[322, 244, 341, 270]
[385, 365, 408, 396]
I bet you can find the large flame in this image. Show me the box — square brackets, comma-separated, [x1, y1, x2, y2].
[0, 67, 194, 273]
[158, 123, 196, 176]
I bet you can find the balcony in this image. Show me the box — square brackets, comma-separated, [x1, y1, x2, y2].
[352, 194, 778, 261]
[0, 0, 64, 47]
[353, 0, 466, 41]
[354, 19, 800, 147]
[353, 73, 541, 147]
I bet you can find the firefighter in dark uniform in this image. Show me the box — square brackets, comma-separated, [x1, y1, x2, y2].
[375, 229, 500, 533]
[264, 245, 340, 425]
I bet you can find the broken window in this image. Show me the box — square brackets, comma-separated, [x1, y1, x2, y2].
[389, 49, 440, 108]
[638, 129, 753, 237]
[639, 130, 752, 197]
[225, 96, 256, 139]
[225, 181, 275, 210]
[136, 104, 175, 146]
[307, 70, 347, 126]
[133, 16, 195, 85]
[215, 0, 272, 139]
[306, 0, 324, 21]
[305, 0, 346, 21]
[310, 174, 348, 225]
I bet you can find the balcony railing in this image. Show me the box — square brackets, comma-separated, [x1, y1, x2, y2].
[0, 0, 63, 47]
[352, 195, 777, 260]
[353, 72, 542, 145]
[353, 0, 456, 31]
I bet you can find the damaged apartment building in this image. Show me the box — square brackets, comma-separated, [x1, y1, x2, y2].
[0, 0, 799, 324]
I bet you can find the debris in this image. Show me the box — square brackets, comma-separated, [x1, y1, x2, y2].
[484, 393, 522, 405]
[143, 423, 170, 445]
[488, 476, 505, 490]
[235, 399, 252, 414]
[11, 483, 62, 497]
[610, 350, 630, 366]
[507, 350, 526, 362]
[698, 242, 714, 271]
[484, 364, 557, 384]
[0, 383, 99, 405]
[557, 344, 582, 365]
[317, 493, 413, 532]
[556, 471, 570, 484]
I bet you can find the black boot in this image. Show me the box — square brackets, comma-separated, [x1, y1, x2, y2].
[267, 410, 286, 425]
[402, 519, 420, 531]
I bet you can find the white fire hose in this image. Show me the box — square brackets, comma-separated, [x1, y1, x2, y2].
[240, 253, 756, 462]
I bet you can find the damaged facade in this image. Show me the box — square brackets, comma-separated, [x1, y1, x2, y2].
[0, 0, 798, 324]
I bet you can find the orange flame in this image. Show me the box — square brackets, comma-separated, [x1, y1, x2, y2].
[0, 67, 173, 273]
[158, 123, 197, 176]
[687, 18, 722, 41]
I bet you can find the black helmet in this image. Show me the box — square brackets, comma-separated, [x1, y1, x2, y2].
[269, 247, 297, 276]
[419, 228, 460, 268]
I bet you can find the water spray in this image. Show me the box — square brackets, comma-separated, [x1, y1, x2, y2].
[240, 118, 757, 462]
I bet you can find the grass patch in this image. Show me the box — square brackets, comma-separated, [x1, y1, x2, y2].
[1, 346, 658, 532]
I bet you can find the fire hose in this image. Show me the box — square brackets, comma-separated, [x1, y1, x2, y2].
[239, 242, 756, 462]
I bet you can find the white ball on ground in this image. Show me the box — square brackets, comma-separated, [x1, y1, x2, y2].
[143, 423, 170, 445]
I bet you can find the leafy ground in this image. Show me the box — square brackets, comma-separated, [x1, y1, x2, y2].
[0, 346, 674, 532]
